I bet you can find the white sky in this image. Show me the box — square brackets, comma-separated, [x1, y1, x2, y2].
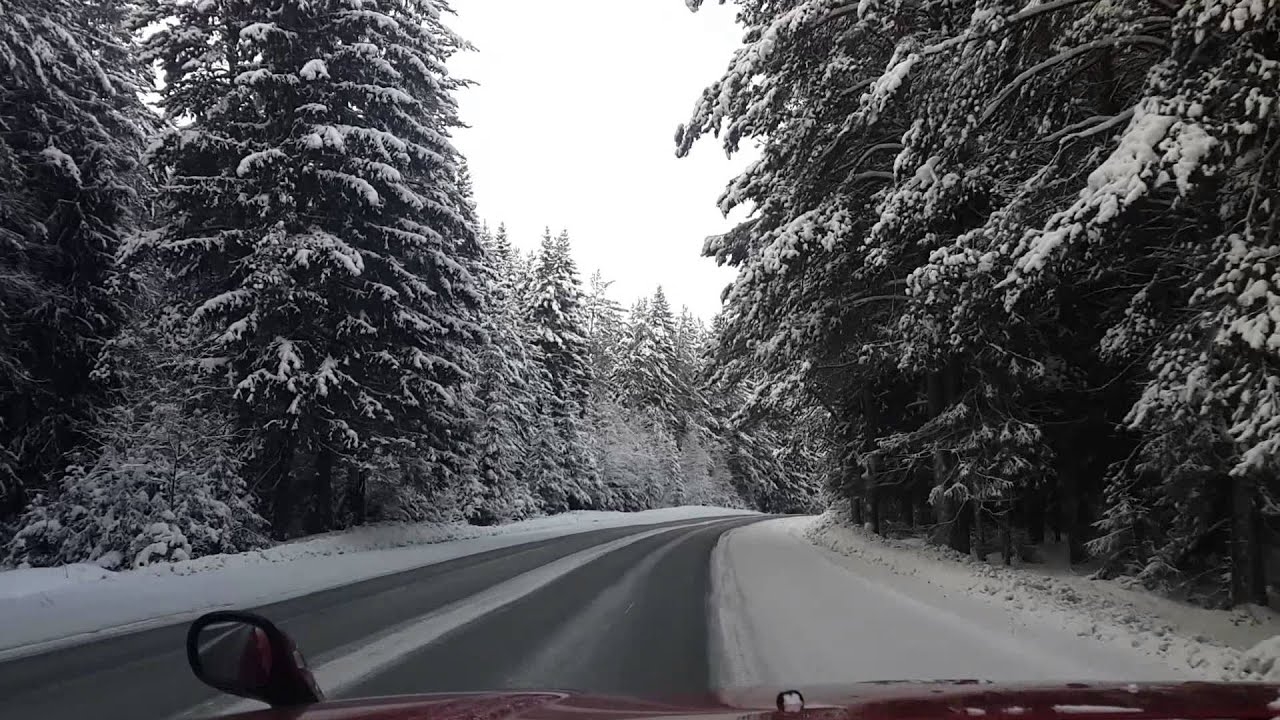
[446, 0, 753, 320]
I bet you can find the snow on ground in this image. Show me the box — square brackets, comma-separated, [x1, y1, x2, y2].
[812, 515, 1280, 655]
[721, 511, 1280, 688]
[711, 515, 1191, 702]
[0, 506, 751, 659]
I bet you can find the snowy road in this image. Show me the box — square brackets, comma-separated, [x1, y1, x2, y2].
[0, 515, 1186, 720]
[0, 517, 760, 720]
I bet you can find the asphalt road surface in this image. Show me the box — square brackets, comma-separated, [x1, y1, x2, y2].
[0, 515, 765, 720]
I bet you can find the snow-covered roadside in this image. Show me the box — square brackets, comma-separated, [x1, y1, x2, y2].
[710, 516, 1188, 705]
[800, 512, 1280, 683]
[0, 506, 752, 659]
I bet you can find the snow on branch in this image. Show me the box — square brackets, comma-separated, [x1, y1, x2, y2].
[980, 36, 1167, 125]
[907, 0, 1134, 60]
[299, 59, 330, 81]
[862, 51, 918, 123]
[1005, 101, 1218, 283]
[316, 169, 381, 206]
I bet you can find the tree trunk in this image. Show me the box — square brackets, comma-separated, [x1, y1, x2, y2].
[906, 487, 916, 529]
[930, 362, 971, 554]
[1231, 473, 1268, 607]
[865, 456, 885, 530]
[347, 465, 367, 525]
[1001, 500, 1014, 566]
[914, 479, 931, 528]
[863, 386, 881, 535]
[308, 445, 335, 534]
[270, 433, 295, 539]
[1026, 485, 1046, 545]
[839, 419, 862, 513]
[927, 370, 952, 545]
[972, 500, 985, 561]
[1064, 469, 1089, 565]
[949, 499, 972, 555]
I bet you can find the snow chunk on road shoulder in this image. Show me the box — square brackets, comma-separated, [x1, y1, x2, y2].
[0, 506, 754, 659]
[1239, 634, 1280, 681]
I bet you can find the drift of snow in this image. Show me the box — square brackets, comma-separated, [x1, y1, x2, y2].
[0, 506, 753, 659]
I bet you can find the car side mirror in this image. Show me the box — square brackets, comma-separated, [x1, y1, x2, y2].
[187, 611, 324, 707]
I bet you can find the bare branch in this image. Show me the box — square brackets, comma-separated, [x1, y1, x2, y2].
[850, 293, 912, 306]
[851, 142, 904, 172]
[1038, 107, 1135, 143]
[852, 170, 895, 183]
[823, 2, 860, 24]
[1007, 0, 1099, 25]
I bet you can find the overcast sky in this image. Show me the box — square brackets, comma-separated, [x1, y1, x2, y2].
[446, 0, 752, 320]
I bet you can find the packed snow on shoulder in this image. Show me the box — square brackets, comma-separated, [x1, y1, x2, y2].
[797, 510, 1280, 683]
[0, 506, 752, 659]
[710, 515, 1186, 705]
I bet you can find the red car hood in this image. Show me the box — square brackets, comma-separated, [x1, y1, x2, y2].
[219, 682, 1280, 720]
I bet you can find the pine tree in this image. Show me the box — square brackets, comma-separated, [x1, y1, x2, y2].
[613, 288, 688, 434]
[523, 229, 600, 510]
[0, 0, 152, 520]
[582, 270, 625, 391]
[468, 223, 540, 524]
[135, 0, 483, 536]
[671, 306, 708, 439]
[680, 0, 1280, 592]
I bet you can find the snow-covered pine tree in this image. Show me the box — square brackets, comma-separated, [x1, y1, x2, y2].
[614, 291, 683, 430]
[0, 0, 152, 521]
[522, 228, 601, 511]
[467, 223, 541, 524]
[135, 0, 484, 537]
[671, 306, 709, 441]
[582, 270, 625, 392]
[681, 0, 1279, 592]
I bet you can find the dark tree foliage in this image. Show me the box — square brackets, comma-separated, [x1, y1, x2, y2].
[683, 0, 1279, 605]
[0, 0, 152, 521]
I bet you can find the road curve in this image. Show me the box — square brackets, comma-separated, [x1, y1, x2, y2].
[346, 518, 742, 700]
[0, 516, 764, 720]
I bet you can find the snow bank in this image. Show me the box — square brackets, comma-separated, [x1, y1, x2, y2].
[0, 506, 752, 659]
[711, 516, 1183, 700]
[0, 563, 116, 599]
[800, 512, 1280, 683]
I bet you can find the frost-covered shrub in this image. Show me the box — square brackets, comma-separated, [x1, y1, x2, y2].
[6, 425, 266, 570]
[4, 286, 268, 569]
